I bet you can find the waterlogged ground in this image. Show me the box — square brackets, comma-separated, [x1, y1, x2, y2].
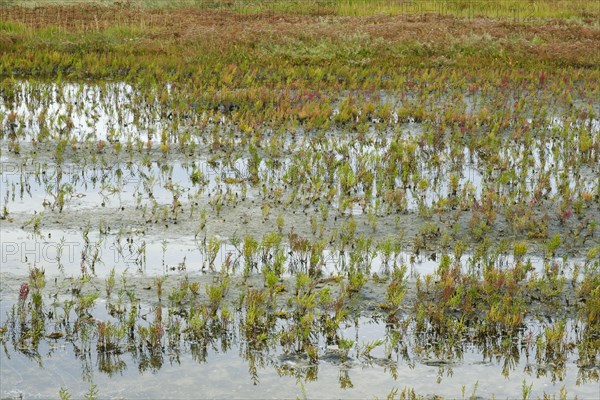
[0, 76, 599, 400]
[1, 310, 598, 400]
[0, 273, 599, 400]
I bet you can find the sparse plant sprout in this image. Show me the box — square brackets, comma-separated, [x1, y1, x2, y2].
[276, 212, 285, 233]
[338, 337, 355, 361]
[207, 236, 221, 271]
[55, 237, 66, 274]
[58, 388, 71, 400]
[360, 338, 385, 358]
[261, 202, 271, 221]
[521, 379, 533, 400]
[161, 239, 168, 267]
[514, 241, 527, 260]
[155, 275, 167, 301]
[310, 215, 318, 235]
[84, 384, 99, 400]
[242, 234, 259, 276]
[347, 266, 367, 293]
[386, 265, 408, 316]
[106, 268, 116, 298]
[546, 233, 562, 258]
[319, 202, 329, 221]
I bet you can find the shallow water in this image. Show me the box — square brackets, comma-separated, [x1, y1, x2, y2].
[2, 82, 598, 218]
[0, 158, 251, 214]
[1, 144, 596, 226]
[0, 224, 578, 279]
[1, 302, 597, 400]
[1, 81, 598, 399]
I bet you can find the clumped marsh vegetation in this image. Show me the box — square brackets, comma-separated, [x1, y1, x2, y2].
[0, 1, 599, 399]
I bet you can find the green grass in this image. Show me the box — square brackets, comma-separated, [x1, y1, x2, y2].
[335, 0, 599, 20]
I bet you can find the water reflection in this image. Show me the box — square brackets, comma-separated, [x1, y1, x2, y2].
[1, 296, 598, 399]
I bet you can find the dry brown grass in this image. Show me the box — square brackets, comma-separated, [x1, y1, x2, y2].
[2, 6, 599, 42]
[1, 6, 598, 69]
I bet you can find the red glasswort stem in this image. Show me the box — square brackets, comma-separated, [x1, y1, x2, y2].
[18, 283, 29, 302]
